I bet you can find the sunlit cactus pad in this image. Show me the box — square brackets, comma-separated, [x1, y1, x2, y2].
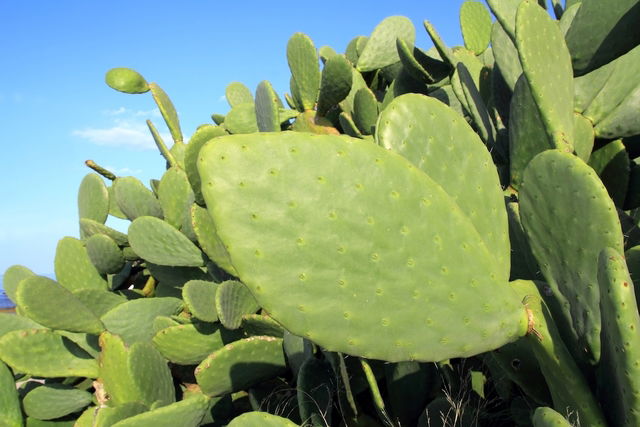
[198, 132, 527, 362]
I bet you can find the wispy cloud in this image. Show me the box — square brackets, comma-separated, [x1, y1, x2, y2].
[105, 166, 143, 175]
[72, 108, 169, 150]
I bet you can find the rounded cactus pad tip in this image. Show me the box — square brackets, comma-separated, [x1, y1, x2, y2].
[105, 68, 149, 94]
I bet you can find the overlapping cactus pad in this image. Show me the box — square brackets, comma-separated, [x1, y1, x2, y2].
[198, 132, 528, 362]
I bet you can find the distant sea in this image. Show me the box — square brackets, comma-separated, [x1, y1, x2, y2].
[0, 276, 15, 309]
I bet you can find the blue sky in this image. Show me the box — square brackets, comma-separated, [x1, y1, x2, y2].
[1, 1, 468, 276]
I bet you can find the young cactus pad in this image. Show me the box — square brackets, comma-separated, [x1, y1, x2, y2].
[198, 132, 529, 362]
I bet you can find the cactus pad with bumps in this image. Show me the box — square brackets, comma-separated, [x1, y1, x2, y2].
[0, 329, 98, 378]
[519, 150, 624, 363]
[198, 132, 527, 362]
[195, 336, 287, 396]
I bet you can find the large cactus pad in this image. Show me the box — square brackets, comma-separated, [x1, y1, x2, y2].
[198, 132, 527, 362]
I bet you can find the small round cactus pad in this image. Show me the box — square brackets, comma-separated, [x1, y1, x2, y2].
[198, 132, 528, 362]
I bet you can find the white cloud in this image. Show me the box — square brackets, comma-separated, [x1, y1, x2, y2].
[73, 110, 170, 150]
[105, 166, 143, 175]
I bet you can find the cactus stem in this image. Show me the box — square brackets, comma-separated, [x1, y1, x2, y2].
[141, 275, 156, 297]
[84, 160, 116, 181]
[523, 296, 543, 340]
[147, 119, 178, 168]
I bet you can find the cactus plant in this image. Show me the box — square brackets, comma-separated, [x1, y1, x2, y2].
[4, 2, 640, 425]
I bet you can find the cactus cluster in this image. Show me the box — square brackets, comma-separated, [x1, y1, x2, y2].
[3, 0, 640, 425]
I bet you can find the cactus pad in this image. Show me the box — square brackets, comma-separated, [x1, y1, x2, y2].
[376, 94, 509, 283]
[105, 68, 149, 94]
[0, 361, 21, 426]
[520, 150, 624, 363]
[152, 322, 235, 365]
[85, 234, 125, 275]
[113, 176, 163, 220]
[0, 329, 98, 378]
[54, 237, 108, 292]
[226, 82, 254, 107]
[198, 132, 527, 362]
[100, 297, 183, 345]
[515, 0, 574, 152]
[23, 384, 93, 420]
[2, 264, 34, 303]
[128, 216, 205, 267]
[215, 280, 260, 330]
[287, 33, 320, 111]
[357, 16, 415, 72]
[596, 247, 640, 426]
[77, 173, 109, 225]
[110, 394, 210, 427]
[182, 280, 219, 322]
[16, 276, 104, 334]
[460, 1, 492, 55]
[195, 336, 286, 396]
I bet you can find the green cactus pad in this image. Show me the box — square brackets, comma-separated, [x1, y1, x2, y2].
[100, 297, 183, 345]
[191, 204, 236, 275]
[357, 16, 415, 72]
[72, 289, 126, 318]
[353, 88, 378, 135]
[79, 218, 128, 246]
[184, 125, 227, 205]
[158, 166, 194, 229]
[564, 0, 640, 75]
[195, 336, 286, 396]
[54, 237, 108, 292]
[241, 314, 284, 338]
[198, 132, 527, 362]
[531, 407, 573, 427]
[23, 384, 93, 420]
[338, 112, 363, 138]
[255, 80, 281, 132]
[297, 358, 334, 426]
[287, 33, 320, 111]
[376, 94, 509, 283]
[573, 112, 594, 162]
[454, 63, 498, 156]
[77, 173, 109, 225]
[515, 0, 574, 152]
[16, 276, 104, 334]
[0, 361, 22, 427]
[422, 20, 456, 67]
[396, 39, 441, 85]
[490, 337, 551, 405]
[146, 263, 210, 297]
[588, 139, 630, 207]
[84, 402, 147, 427]
[519, 150, 624, 363]
[0, 313, 43, 337]
[491, 21, 522, 92]
[226, 82, 254, 107]
[110, 393, 210, 427]
[384, 361, 435, 426]
[182, 280, 218, 322]
[113, 176, 163, 220]
[107, 185, 127, 219]
[149, 82, 182, 144]
[85, 234, 125, 275]
[506, 202, 541, 281]
[152, 322, 237, 365]
[283, 331, 313, 379]
[486, 0, 521, 42]
[224, 102, 259, 134]
[228, 412, 300, 427]
[509, 76, 553, 189]
[345, 36, 367, 65]
[316, 54, 352, 117]
[215, 280, 260, 330]
[460, 1, 492, 55]
[510, 280, 606, 426]
[128, 216, 205, 267]
[98, 332, 175, 407]
[574, 45, 640, 139]
[0, 329, 98, 378]
[105, 68, 149, 94]
[596, 247, 640, 427]
[2, 264, 34, 304]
